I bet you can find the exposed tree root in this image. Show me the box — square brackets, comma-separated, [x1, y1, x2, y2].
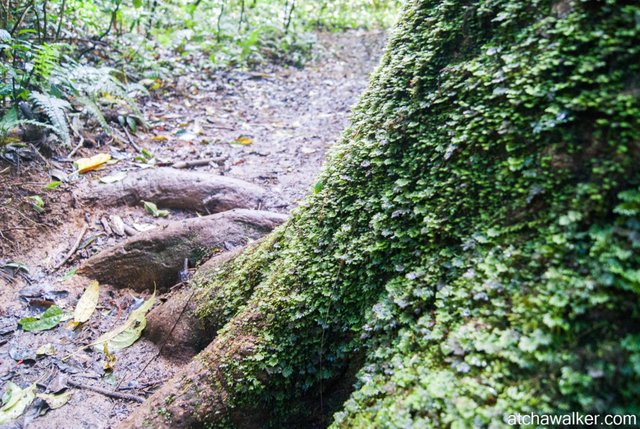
[78, 168, 267, 213]
[144, 249, 244, 361]
[118, 311, 267, 429]
[78, 209, 286, 290]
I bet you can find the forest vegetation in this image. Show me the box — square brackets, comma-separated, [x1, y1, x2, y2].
[1, 0, 640, 428]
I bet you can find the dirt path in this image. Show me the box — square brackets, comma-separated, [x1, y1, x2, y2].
[0, 30, 385, 428]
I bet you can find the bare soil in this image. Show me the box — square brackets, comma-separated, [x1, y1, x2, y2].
[0, 30, 385, 429]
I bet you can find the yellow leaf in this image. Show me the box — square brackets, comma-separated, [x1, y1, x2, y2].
[151, 135, 168, 142]
[73, 280, 100, 323]
[36, 391, 72, 410]
[74, 153, 111, 173]
[91, 289, 155, 351]
[234, 136, 253, 145]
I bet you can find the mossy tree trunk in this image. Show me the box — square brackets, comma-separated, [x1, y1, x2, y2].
[122, 0, 640, 427]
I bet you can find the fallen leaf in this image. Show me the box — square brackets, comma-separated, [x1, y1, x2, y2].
[45, 181, 61, 189]
[132, 222, 156, 232]
[192, 120, 204, 135]
[60, 267, 77, 281]
[0, 383, 36, 424]
[151, 135, 168, 142]
[99, 172, 127, 184]
[178, 133, 197, 142]
[232, 135, 253, 145]
[36, 391, 72, 410]
[28, 195, 45, 213]
[143, 201, 169, 218]
[141, 148, 154, 160]
[92, 290, 155, 351]
[103, 344, 116, 371]
[19, 305, 63, 332]
[109, 215, 126, 236]
[2, 261, 29, 273]
[300, 147, 316, 155]
[36, 343, 56, 356]
[74, 153, 111, 174]
[49, 169, 68, 182]
[73, 281, 99, 324]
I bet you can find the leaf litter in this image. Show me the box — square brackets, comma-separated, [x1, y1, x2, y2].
[0, 31, 386, 428]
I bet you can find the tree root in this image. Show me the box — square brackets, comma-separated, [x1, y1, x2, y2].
[78, 168, 267, 213]
[143, 249, 244, 361]
[118, 311, 267, 429]
[77, 209, 286, 290]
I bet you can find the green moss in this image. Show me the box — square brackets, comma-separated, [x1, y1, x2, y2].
[195, 0, 640, 427]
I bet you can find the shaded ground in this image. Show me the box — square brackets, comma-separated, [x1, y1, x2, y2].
[0, 30, 385, 428]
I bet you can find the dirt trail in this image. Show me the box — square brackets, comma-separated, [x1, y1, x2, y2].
[0, 30, 385, 428]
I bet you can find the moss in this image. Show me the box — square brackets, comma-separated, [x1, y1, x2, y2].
[194, 0, 640, 427]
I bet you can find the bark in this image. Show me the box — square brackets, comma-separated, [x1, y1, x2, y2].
[78, 168, 267, 213]
[144, 249, 244, 360]
[118, 1, 640, 427]
[119, 311, 266, 429]
[78, 209, 285, 290]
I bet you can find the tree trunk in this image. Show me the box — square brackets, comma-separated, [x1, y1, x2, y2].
[121, 0, 640, 427]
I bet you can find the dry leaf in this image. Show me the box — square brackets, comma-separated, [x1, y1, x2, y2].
[74, 153, 111, 173]
[36, 391, 72, 410]
[0, 383, 36, 424]
[233, 136, 253, 145]
[73, 280, 99, 323]
[99, 172, 127, 184]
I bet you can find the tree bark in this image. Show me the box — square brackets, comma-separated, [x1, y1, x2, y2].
[119, 1, 640, 427]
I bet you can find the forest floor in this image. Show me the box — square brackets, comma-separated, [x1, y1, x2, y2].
[0, 30, 385, 428]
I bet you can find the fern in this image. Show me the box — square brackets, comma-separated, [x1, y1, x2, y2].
[75, 95, 112, 134]
[30, 92, 71, 145]
[51, 63, 146, 127]
[34, 44, 61, 81]
[0, 107, 60, 144]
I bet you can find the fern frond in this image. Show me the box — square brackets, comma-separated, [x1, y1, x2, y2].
[126, 82, 150, 97]
[30, 92, 71, 145]
[75, 96, 112, 134]
[1, 106, 61, 142]
[34, 44, 61, 81]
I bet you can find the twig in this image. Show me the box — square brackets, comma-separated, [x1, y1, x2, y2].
[121, 125, 142, 152]
[10, 4, 32, 36]
[67, 133, 84, 158]
[30, 144, 51, 168]
[53, 224, 87, 270]
[55, 0, 66, 40]
[67, 379, 145, 403]
[205, 122, 235, 131]
[165, 156, 227, 169]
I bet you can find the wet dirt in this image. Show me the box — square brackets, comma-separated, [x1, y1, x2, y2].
[0, 30, 385, 428]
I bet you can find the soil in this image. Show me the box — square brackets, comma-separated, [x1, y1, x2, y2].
[0, 30, 385, 428]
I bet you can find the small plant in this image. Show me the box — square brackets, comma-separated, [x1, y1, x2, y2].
[26, 195, 45, 213]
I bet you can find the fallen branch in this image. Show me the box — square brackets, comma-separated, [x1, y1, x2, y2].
[67, 379, 145, 403]
[67, 135, 84, 159]
[121, 125, 143, 153]
[53, 224, 88, 270]
[171, 156, 227, 169]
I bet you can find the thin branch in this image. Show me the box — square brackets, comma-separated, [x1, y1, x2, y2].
[55, 0, 67, 41]
[67, 379, 146, 403]
[216, 1, 225, 43]
[10, 4, 32, 36]
[53, 224, 87, 270]
[284, 0, 296, 34]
